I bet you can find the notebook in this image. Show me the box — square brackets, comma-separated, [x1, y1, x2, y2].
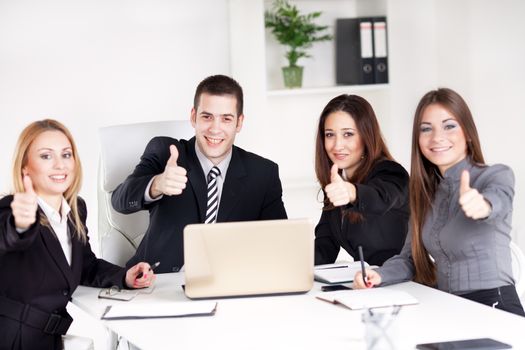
[101, 301, 217, 320]
[183, 219, 314, 299]
[316, 288, 419, 310]
[314, 262, 370, 284]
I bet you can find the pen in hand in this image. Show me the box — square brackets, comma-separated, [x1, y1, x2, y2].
[358, 246, 371, 288]
[137, 261, 160, 279]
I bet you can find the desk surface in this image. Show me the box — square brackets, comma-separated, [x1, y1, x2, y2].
[72, 273, 525, 349]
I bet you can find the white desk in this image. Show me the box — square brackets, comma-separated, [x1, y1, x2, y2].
[72, 273, 525, 349]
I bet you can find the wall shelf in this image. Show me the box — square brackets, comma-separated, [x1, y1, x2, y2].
[267, 83, 389, 97]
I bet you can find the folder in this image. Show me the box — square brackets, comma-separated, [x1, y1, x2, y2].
[372, 17, 388, 84]
[314, 262, 369, 284]
[336, 17, 375, 85]
[101, 301, 218, 320]
[316, 288, 418, 310]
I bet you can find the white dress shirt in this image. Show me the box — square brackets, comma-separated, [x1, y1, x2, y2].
[37, 197, 73, 266]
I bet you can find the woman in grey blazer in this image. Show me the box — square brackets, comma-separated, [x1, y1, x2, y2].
[354, 88, 524, 316]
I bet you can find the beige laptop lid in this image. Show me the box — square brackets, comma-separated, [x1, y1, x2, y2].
[183, 219, 314, 299]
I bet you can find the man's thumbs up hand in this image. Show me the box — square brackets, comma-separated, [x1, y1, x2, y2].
[11, 175, 38, 229]
[458, 170, 492, 220]
[325, 164, 356, 207]
[166, 145, 179, 167]
[150, 145, 188, 198]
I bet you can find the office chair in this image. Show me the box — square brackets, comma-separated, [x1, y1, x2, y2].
[510, 240, 525, 299]
[63, 334, 94, 350]
[98, 120, 194, 265]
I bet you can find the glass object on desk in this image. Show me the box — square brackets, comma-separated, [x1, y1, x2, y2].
[98, 286, 139, 301]
[98, 285, 156, 300]
[362, 306, 402, 349]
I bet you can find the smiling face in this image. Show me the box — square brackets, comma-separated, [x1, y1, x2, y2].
[418, 103, 468, 175]
[191, 93, 244, 165]
[22, 130, 76, 202]
[324, 110, 365, 178]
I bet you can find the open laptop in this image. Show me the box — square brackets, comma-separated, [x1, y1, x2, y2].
[183, 219, 314, 299]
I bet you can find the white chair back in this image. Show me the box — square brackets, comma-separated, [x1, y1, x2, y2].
[98, 120, 194, 265]
[510, 240, 525, 298]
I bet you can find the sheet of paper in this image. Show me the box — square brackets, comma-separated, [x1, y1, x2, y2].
[101, 301, 217, 320]
[316, 288, 418, 310]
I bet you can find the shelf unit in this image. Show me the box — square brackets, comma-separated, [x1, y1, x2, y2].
[267, 84, 389, 97]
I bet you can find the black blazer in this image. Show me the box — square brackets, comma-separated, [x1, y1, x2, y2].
[315, 160, 409, 266]
[112, 136, 287, 273]
[0, 196, 126, 350]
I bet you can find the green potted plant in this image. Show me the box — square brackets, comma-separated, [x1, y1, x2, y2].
[265, 0, 333, 88]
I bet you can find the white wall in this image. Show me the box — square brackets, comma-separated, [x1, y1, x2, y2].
[435, 0, 525, 244]
[0, 0, 230, 253]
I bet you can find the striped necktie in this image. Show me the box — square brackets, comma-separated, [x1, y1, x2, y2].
[205, 166, 221, 224]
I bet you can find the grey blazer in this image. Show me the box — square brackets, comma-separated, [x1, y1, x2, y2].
[377, 158, 515, 294]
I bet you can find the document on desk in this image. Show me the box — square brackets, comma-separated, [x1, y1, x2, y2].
[314, 262, 369, 284]
[316, 288, 418, 310]
[101, 301, 218, 320]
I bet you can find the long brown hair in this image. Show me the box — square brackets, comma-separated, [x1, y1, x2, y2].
[12, 119, 86, 242]
[410, 88, 485, 286]
[315, 94, 393, 221]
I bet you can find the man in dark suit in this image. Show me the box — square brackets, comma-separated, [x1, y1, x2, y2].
[112, 75, 287, 273]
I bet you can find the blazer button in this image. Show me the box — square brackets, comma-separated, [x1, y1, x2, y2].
[172, 267, 180, 272]
[62, 290, 68, 296]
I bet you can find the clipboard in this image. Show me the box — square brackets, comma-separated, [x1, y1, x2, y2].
[101, 301, 218, 320]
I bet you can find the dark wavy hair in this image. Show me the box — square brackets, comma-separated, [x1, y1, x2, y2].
[315, 94, 393, 222]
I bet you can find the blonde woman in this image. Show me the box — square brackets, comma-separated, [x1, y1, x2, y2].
[0, 119, 155, 349]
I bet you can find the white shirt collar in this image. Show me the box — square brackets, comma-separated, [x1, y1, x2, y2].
[37, 197, 71, 225]
[194, 142, 232, 178]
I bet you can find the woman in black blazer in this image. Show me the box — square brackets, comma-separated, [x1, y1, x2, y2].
[314, 95, 410, 266]
[0, 119, 155, 350]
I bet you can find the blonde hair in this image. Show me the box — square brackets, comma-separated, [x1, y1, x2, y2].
[12, 119, 86, 242]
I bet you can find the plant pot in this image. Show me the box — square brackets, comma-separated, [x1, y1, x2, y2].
[282, 66, 303, 88]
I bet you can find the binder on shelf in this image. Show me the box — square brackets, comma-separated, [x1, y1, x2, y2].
[336, 17, 375, 85]
[373, 17, 388, 84]
[335, 16, 389, 85]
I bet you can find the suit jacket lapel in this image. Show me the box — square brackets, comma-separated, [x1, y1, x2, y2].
[186, 138, 208, 221]
[70, 224, 83, 287]
[39, 215, 75, 289]
[217, 147, 246, 222]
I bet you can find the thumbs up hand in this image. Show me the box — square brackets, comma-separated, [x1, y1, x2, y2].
[458, 170, 492, 220]
[150, 145, 188, 198]
[11, 175, 38, 229]
[325, 164, 357, 207]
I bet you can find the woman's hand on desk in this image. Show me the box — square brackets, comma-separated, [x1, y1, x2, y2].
[353, 269, 381, 289]
[125, 262, 156, 289]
